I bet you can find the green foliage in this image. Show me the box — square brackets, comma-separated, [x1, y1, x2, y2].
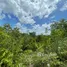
[0, 48, 13, 67]
[0, 19, 67, 67]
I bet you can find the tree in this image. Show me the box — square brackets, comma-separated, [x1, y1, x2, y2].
[3, 24, 12, 33]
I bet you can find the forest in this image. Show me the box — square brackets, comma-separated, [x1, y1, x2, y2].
[0, 19, 67, 67]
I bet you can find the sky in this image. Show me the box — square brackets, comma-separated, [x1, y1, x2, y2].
[0, 0, 67, 35]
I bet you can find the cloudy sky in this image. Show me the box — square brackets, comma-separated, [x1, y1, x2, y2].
[0, 0, 67, 35]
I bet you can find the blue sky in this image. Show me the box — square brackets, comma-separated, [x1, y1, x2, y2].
[0, 0, 67, 35]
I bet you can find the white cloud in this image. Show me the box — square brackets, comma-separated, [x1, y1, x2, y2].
[16, 22, 52, 35]
[31, 23, 52, 35]
[0, 0, 60, 24]
[16, 22, 22, 28]
[0, 14, 5, 20]
[50, 16, 55, 19]
[8, 15, 11, 19]
[16, 22, 30, 33]
[60, 1, 67, 11]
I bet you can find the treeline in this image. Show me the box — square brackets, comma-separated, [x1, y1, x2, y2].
[0, 19, 67, 67]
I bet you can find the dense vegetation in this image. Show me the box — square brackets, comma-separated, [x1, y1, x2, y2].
[0, 19, 67, 67]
